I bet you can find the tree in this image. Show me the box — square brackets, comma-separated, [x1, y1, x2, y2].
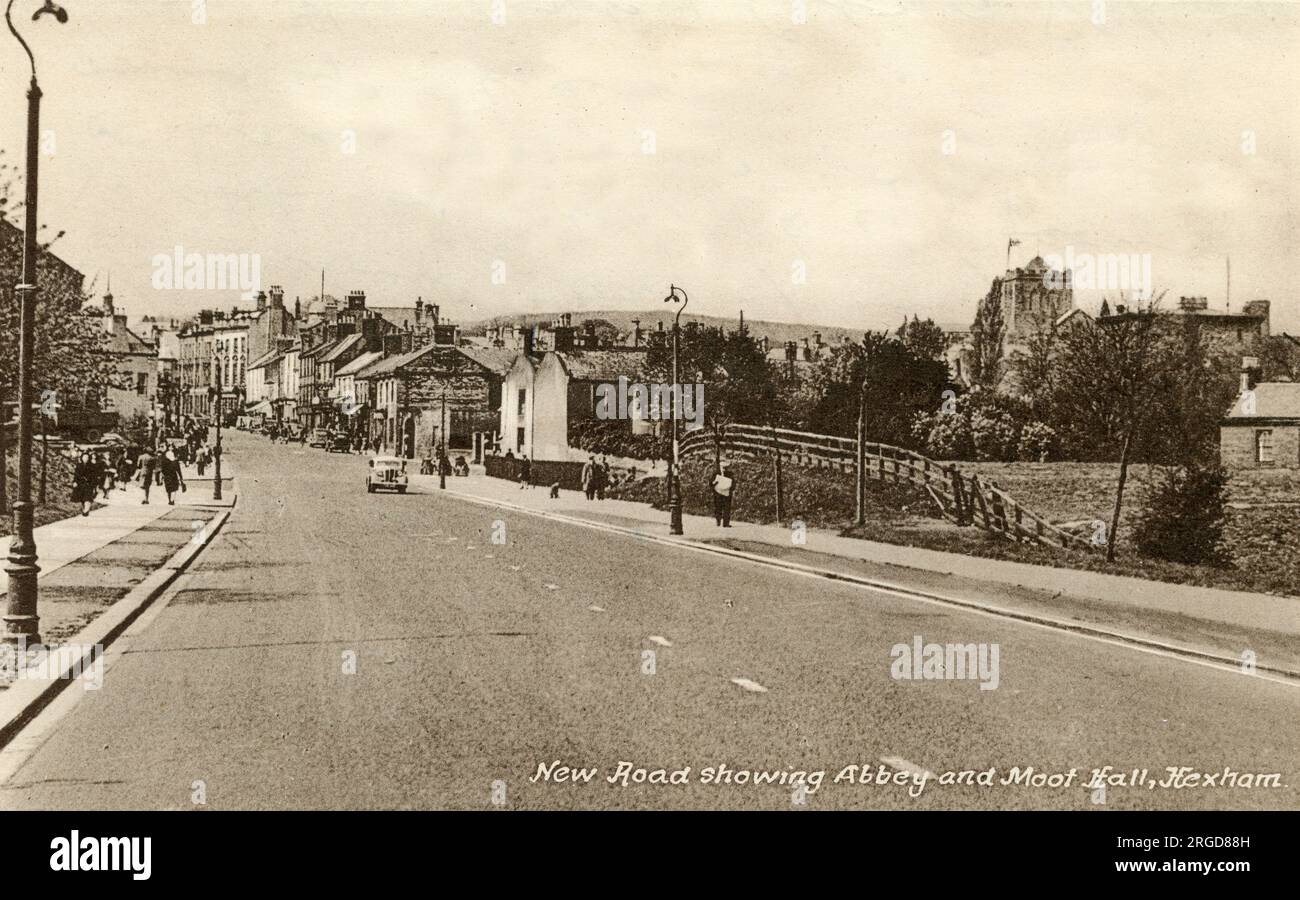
[968, 280, 1006, 389]
[578, 318, 620, 345]
[640, 323, 779, 430]
[810, 330, 951, 444]
[1051, 295, 1170, 561]
[1259, 334, 1300, 383]
[896, 315, 949, 362]
[1, 148, 120, 441]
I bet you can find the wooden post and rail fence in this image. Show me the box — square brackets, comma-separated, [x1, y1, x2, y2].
[678, 423, 1099, 553]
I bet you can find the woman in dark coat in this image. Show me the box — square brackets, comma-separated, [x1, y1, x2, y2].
[159, 449, 186, 505]
[71, 451, 98, 516]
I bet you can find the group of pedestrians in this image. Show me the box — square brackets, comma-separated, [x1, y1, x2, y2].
[581, 455, 613, 500]
[70, 442, 190, 514]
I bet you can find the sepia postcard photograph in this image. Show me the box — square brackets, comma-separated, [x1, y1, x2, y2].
[0, 0, 1295, 883]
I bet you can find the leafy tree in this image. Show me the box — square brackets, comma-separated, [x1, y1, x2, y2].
[968, 280, 1005, 389]
[896, 315, 949, 361]
[640, 323, 778, 429]
[809, 331, 951, 444]
[1259, 334, 1300, 383]
[1, 148, 119, 445]
[578, 318, 620, 345]
[1048, 296, 1170, 561]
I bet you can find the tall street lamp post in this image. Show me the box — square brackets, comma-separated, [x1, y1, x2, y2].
[662, 284, 689, 535]
[211, 353, 223, 501]
[4, 0, 70, 647]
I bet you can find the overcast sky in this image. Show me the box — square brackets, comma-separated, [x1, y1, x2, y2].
[2, 0, 1296, 332]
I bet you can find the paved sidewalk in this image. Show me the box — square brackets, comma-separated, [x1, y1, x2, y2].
[413, 471, 1300, 642]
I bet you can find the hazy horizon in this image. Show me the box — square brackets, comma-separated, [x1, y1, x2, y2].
[2, 1, 1295, 333]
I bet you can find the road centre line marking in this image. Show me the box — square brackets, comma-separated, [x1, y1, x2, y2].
[731, 677, 768, 693]
[648, 635, 672, 647]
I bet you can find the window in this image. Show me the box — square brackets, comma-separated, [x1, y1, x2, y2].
[1256, 430, 1274, 464]
[516, 427, 525, 449]
[136, 373, 147, 395]
[517, 388, 527, 417]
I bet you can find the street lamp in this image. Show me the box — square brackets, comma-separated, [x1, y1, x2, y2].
[210, 352, 223, 501]
[3, 0, 69, 646]
[662, 284, 689, 535]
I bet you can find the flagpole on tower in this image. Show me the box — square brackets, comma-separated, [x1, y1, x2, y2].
[1006, 238, 1021, 271]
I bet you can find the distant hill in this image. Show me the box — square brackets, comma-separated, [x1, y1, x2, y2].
[464, 310, 969, 346]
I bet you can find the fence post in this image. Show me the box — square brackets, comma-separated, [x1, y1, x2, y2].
[769, 423, 785, 525]
[947, 465, 962, 524]
[855, 401, 866, 525]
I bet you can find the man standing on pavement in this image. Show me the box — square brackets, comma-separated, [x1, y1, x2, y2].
[582, 456, 597, 500]
[711, 463, 735, 528]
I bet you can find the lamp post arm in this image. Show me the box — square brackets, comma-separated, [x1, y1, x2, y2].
[5, 0, 37, 78]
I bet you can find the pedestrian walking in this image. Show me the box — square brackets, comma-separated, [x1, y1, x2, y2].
[711, 464, 735, 527]
[118, 450, 136, 489]
[581, 456, 597, 500]
[519, 454, 532, 490]
[596, 456, 611, 500]
[195, 444, 208, 477]
[99, 451, 116, 499]
[137, 447, 157, 504]
[71, 450, 97, 516]
[159, 448, 186, 506]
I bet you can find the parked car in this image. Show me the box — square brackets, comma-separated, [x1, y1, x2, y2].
[367, 456, 408, 493]
[308, 428, 330, 448]
[328, 432, 352, 453]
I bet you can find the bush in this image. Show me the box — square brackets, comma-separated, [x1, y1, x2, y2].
[969, 405, 1020, 461]
[914, 409, 974, 459]
[568, 419, 668, 461]
[1016, 421, 1057, 462]
[914, 389, 1034, 462]
[1134, 463, 1231, 566]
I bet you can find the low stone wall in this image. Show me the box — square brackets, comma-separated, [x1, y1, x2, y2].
[485, 454, 587, 491]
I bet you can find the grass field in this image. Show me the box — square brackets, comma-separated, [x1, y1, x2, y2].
[614, 456, 1300, 599]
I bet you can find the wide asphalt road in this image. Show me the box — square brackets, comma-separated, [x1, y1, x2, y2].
[0, 431, 1295, 810]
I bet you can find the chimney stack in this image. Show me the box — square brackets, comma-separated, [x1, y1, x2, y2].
[256, 291, 267, 311]
[347, 289, 366, 311]
[269, 285, 285, 309]
[523, 325, 536, 356]
[631, 319, 641, 347]
[415, 297, 424, 324]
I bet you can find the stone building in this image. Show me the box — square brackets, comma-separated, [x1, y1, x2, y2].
[96, 290, 159, 423]
[1221, 380, 1300, 469]
[357, 328, 513, 459]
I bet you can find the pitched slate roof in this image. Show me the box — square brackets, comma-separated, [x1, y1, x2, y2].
[458, 345, 517, 376]
[319, 332, 363, 363]
[334, 350, 384, 378]
[552, 349, 648, 381]
[248, 349, 281, 370]
[1225, 383, 1300, 421]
